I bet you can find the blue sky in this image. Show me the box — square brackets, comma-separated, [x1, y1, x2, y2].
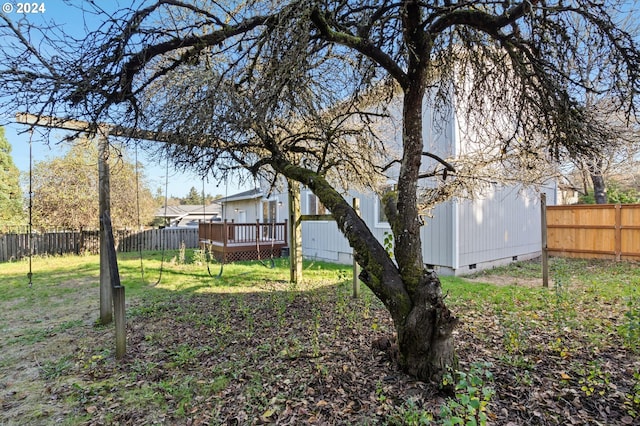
[2, 0, 250, 198]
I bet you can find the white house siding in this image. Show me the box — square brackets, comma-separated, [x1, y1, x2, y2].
[300, 189, 380, 264]
[423, 94, 456, 158]
[454, 184, 555, 274]
[295, 183, 555, 275]
[302, 221, 351, 262]
[421, 201, 456, 272]
[223, 199, 261, 223]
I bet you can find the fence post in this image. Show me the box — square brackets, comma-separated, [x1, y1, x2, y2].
[352, 197, 361, 298]
[541, 193, 549, 288]
[113, 286, 126, 359]
[615, 204, 622, 261]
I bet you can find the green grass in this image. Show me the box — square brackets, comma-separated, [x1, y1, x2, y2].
[450, 257, 640, 308]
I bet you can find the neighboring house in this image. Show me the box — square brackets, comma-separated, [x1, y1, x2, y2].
[155, 203, 222, 227]
[557, 183, 581, 205]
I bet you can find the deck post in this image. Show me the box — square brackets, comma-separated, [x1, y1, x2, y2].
[283, 219, 288, 252]
[541, 192, 549, 288]
[352, 197, 361, 298]
[288, 180, 302, 284]
[223, 220, 228, 263]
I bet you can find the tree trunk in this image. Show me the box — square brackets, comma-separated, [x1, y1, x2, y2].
[588, 158, 607, 204]
[591, 173, 607, 204]
[269, 8, 459, 382]
[396, 270, 458, 383]
[271, 159, 458, 384]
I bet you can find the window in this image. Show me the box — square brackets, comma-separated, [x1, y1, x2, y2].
[376, 183, 395, 227]
[377, 197, 389, 223]
[262, 200, 277, 223]
[306, 193, 327, 215]
[261, 200, 278, 239]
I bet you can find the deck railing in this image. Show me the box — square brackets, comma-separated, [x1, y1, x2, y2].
[198, 220, 288, 246]
[198, 220, 289, 262]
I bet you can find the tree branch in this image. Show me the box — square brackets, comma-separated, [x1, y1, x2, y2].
[107, 14, 274, 104]
[310, 8, 409, 89]
[422, 151, 455, 172]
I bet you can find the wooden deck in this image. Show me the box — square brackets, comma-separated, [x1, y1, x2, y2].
[199, 221, 288, 262]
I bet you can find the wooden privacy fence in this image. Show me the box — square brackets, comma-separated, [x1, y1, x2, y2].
[0, 227, 199, 262]
[546, 204, 640, 261]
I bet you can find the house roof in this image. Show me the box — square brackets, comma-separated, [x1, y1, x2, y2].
[216, 188, 263, 203]
[155, 203, 221, 218]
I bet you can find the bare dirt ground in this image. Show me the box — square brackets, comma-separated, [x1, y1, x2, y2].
[465, 275, 545, 288]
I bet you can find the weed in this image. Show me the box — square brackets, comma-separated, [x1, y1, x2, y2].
[129, 359, 159, 379]
[206, 375, 231, 394]
[172, 241, 186, 265]
[279, 337, 303, 359]
[169, 344, 203, 367]
[499, 353, 534, 370]
[375, 380, 388, 404]
[388, 399, 434, 425]
[619, 292, 640, 352]
[576, 360, 611, 397]
[40, 355, 73, 380]
[498, 313, 529, 355]
[514, 370, 534, 386]
[548, 337, 572, 359]
[549, 259, 576, 328]
[624, 372, 640, 418]
[191, 249, 206, 265]
[440, 361, 495, 426]
[157, 377, 194, 417]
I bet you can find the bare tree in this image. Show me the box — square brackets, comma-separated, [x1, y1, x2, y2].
[2, 0, 639, 383]
[562, 100, 640, 204]
[29, 139, 156, 230]
[549, 14, 640, 204]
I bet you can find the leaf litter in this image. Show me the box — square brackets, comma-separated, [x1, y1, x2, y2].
[1, 265, 639, 425]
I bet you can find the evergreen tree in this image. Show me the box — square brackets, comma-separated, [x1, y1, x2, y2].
[182, 186, 203, 205]
[0, 127, 24, 228]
